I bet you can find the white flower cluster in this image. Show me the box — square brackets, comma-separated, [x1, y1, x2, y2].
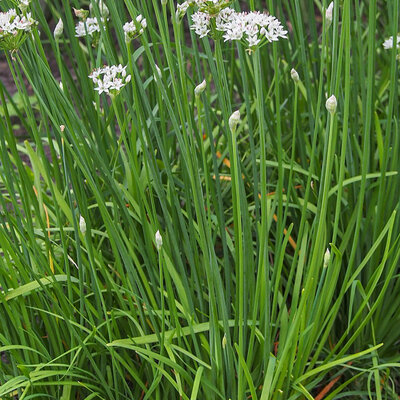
[191, 7, 288, 50]
[89, 64, 131, 95]
[123, 14, 147, 43]
[176, 0, 231, 19]
[18, 0, 31, 13]
[193, 0, 231, 13]
[0, 8, 36, 38]
[75, 17, 104, 37]
[383, 35, 400, 50]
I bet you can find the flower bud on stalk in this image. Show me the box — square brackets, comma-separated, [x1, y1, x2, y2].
[229, 110, 240, 133]
[323, 248, 331, 268]
[290, 68, 300, 83]
[155, 230, 163, 251]
[54, 19, 63, 40]
[73, 8, 89, 20]
[79, 215, 86, 234]
[194, 79, 206, 97]
[325, 2, 334, 28]
[326, 95, 337, 115]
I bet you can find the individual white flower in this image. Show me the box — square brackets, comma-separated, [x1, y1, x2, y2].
[123, 14, 147, 43]
[326, 95, 337, 115]
[75, 17, 103, 37]
[89, 0, 109, 18]
[325, 2, 333, 28]
[89, 64, 131, 96]
[290, 68, 300, 83]
[229, 110, 240, 132]
[383, 35, 400, 50]
[79, 215, 86, 234]
[194, 79, 206, 96]
[155, 230, 163, 251]
[54, 18, 63, 40]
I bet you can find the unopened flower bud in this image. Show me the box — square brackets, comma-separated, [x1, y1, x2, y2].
[73, 8, 89, 20]
[323, 248, 331, 267]
[19, 0, 30, 13]
[176, 1, 189, 21]
[222, 334, 227, 349]
[54, 19, 63, 40]
[161, 0, 168, 5]
[154, 64, 162, 80]
[326, 95, 337, 115]
[79, 215, 86, 234]
[194, 79, 206, 96]
[229, 110, 240, 133]
[325, 2, 334, 28]
[90, 0, 109, 18]
[290, 68, 300, 83]
[155, 230, 163, 250]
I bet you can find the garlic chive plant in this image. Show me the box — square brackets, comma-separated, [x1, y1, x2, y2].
[0, 0, 400, 399]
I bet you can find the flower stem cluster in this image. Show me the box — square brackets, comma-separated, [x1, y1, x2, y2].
[0, 8, 37, 51]
[89, 64, 131, 96]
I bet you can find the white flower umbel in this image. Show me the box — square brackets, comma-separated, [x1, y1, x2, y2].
[190, 7, 287, 51]
[75, 17, 103, 37]
[89, 64, 131, 96]
[18, 0, 31, 13]
[383, 35, 400, 50]
[0, 8, 37, 51]
[191, 11, 211, 37]
[176, 1, 190, 20]
[123, 15, 147, 43]
[194, 0, 232, 14]
[217, 9, 288, 51]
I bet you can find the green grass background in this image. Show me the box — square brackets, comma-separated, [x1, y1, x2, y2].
[0, 0, 399, 398]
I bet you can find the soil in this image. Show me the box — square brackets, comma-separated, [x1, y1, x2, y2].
[0, 53, 17, 95]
